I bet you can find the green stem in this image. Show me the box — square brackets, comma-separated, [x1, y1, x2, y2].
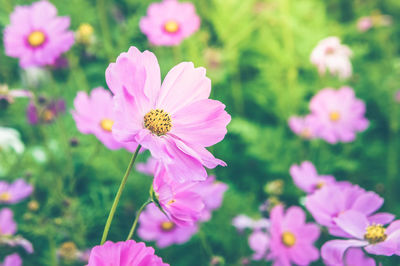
[96, 0, 114, 61]
[198, 229, 213, 258]
[126, 199, 152, 240]
[100, 145, 141, 244]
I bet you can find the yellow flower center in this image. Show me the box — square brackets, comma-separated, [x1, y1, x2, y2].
[364, 224, 387, 244]
[144, 109, 172, 136]
[325, 46, 335, 55]
[300, 128, 312, 139]
[43, 110, 54, 122]
[281, 231, 296, 247]
[164, 20, 179, 33]
[167, 199, 175, 205]
[77, 23, 94, 44]
[59, 241, 78, 260]
[28, 31, 46, 47]
[316, 181, 325, 189]
[160, 221, 175, 232]
[0, 192, 11, 201]
[100, 119, 114, 132]
[329, 111, 341, 122]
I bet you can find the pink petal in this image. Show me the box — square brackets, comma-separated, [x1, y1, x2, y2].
[334, 210, 369, 239]
[321, 239, 367, 265]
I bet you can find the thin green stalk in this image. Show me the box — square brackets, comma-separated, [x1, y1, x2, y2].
[100, 145, 141, 244]
[198, 229, 213, 258]
[96, 0, 114, 62]
[126, 199, 152, 240]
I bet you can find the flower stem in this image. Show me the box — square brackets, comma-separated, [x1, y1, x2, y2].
[126, 199, 152, 240]
[100, 145, 141, 245]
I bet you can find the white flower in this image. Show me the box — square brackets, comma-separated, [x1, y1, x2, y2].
[0, 127, 24, 154]
[310, 36, 353, 79]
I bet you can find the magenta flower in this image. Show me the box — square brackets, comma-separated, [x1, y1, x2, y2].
[72, 87, 138, 152]
[107, 47, 231, 182]
[138, 203, 198, 248]
[310, 36, 352, 79]
[305, 184, 394, 237]
[0, 208, 17, 235]
[140, 0, 200, 46]
[248, 230, 269, 260]
[4, 0, 74, 68]
[288, 115, 318, 140]
[321, 211, 400, 264]
[87, 240, 168, 266]
[153, 168, 205, 226]
[0, 179, 33, 204]
[309, 87, 369, 144]
[136, 156, 158, 176]
[342, 248, 376, 266]
[195, 176, 228, 221]
[0, 253, 22, 266]
[289, 161, 336, 193]
[268, 205, 320, 265]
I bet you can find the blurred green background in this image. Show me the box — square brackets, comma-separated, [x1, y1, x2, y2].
[1, 0, 400, 265]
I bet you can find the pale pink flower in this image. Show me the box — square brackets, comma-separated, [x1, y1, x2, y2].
[72, 87, 138, 152]
[138, 203, 198, 248]
[0, 85, 32, 103]
[4, 0, 74, 68]
[357, 17, 373, 32]
[288, 115, 318, 140]
[289, 161, 336, 193]
[0, 253, 22, 266]
[322, 211, 400, 265]
[140, 0, 200, 46]
[305, 183, 394, 237]
[0, 179, 33, 204]
[0, 208, 17, 235]
[88, 240, 168, 266]
[310, 36, 352, 79]
[249, 230, 269, 260]
[268, 205, 320, 266]
[107, 47, 231, 182]
[232, 215, 269, 232]
[309, 87, 369, 144]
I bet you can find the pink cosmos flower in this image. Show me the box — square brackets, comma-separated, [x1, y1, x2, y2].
[309, 87, 369, 144]
[4, 0, 74, 68]
[108, 47, 231, 182]
[138, 203, 198, 248]
[341, 248, 376, 266]
[321, 211, 400, 264]
[136, 156, 158, 176]
[357, 17, 373, 32]
[305, 184, 394, 237]
[0, 208, 17, 235]
[153, 168, 205, 226]
[268, 205, 320, 266]
[194, 175, 228, 221]
[0, 179, 33, 204]
[140, 0, 200, 46]
[288, 115, 318, 140]
[289, 161, 336, 193]
[249, 230, 269, 260]
[0, 85, 32, 104]
[87, 240, 168, 266]
[0, 253, 22, 266]
[72, 87, 138, 152]
[310, 36, 352, 79]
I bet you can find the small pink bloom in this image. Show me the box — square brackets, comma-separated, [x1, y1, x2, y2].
[357, 17, 373, 32]
[305, 184, 394, 237]
[289, 161, 336, 193]
[136, 156, 158, 176]
[0, 179, 33, 204]
[0, 85, 32, 103]
[0, 208, 17, 235]
[0, 253, 22, 266]
[87, 240, 168, 266]
[138, 203, 198, 248]
[194, 175, 228, 221]
[232, 215, 269, 232]
[322, 211, 400, 264]
[249, 230, 269, 260]
[72, 87, 138, 152]
[2, 236, 34, 253]
[288, 115, 318, 140]
[153, 168, 205, 226]
[309, 87, 369, 144]
[4, 0, 74, 68]
[268, 205, 320, 265]
[108, 47, 231, 182]
[310, 37, 352, 79]
[140, 0, 200, 46]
